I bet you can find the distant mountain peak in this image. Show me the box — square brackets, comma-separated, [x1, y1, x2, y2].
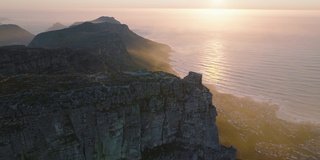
[47, 22, 66, 31]
[1, 24, 21, 29]
[0, 24, 34, 46]
[92, 16, 121, 24]
[70, 16, 121, 27]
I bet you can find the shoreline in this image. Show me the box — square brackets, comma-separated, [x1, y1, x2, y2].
[170, 59, 320, 125]
[158, 51, 320, 159]
[207, 83, 320, 125]
[205, 83, 320, 159]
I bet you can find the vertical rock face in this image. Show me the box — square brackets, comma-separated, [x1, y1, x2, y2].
[0, 72, 236, 160]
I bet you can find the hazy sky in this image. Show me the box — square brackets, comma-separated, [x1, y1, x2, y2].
[0, 0, 319, 10]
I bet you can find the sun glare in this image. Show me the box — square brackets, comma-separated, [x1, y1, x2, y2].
[211, 0, 225, 8]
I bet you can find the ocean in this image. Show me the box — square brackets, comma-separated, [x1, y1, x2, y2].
[3, 8, 320, 159]
[115, 9, 320, 159]
[126, 9, 320, 124]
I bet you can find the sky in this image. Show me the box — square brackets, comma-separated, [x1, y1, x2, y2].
[0, 0, 319, 10]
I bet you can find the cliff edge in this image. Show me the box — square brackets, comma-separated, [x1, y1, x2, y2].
[0, 71, 236, 160]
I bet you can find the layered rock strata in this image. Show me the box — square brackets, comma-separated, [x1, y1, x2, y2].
[0, 71, 236, 160]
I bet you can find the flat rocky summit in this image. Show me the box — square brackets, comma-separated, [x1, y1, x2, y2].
[0, 71, 236, 160]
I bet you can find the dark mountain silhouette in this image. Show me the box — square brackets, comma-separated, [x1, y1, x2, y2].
[70, 16, 121, 27]
[30, 17, 174, 73]
[0, 24, 34, 46]
[0, 42, 140, 75]
[47, 22, 66, 31]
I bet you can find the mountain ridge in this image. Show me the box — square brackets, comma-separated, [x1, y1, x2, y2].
[70, 16, 121, 27]
[29, 19, 174, 74]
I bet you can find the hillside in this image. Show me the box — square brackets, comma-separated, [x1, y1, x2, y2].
[29, 17, 174, 73]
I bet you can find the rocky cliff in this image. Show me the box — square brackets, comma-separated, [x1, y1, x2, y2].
[0, 71, 236, 160]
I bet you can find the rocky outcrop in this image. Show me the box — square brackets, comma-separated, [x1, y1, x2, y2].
[0, 24, 34, 46]
[0, 72, 236, 160]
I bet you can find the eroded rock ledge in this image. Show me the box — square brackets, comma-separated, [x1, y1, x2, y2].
[0, 71, 236, 160]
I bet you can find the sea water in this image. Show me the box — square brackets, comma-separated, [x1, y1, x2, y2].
[126, 9, 320, 124]
[112, 9, 320, 159]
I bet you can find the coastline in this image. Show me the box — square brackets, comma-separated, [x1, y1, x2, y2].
[205, 84, 320, 159]
[158, 50, 320, 159]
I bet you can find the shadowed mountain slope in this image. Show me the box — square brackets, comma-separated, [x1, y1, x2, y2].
[1, 35, 140, 75]
[29, 17, 174, 73]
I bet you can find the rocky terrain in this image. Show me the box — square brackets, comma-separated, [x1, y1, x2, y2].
[0, 24, 34, 46]
[29, 18, 174, 73]
[0, 71, 236, 160]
